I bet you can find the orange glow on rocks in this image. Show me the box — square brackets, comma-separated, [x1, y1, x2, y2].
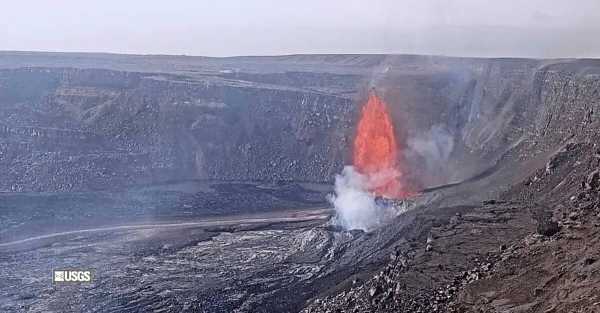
[353, 92, 413, 198]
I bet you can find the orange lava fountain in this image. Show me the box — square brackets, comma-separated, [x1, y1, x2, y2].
[353, 92, 412, 198]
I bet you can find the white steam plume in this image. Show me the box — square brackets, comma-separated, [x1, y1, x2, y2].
[406, 125, 455, 185]
[328, 166, 407, 232]
[408, 125, 454, 168]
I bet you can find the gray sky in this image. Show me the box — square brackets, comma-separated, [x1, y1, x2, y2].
[2, 0, 600, 58]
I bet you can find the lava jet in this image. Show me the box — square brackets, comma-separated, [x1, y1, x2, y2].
[353, 91, 415, 199]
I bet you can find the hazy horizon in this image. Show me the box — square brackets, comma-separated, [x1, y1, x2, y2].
[2, 0, 600, 58]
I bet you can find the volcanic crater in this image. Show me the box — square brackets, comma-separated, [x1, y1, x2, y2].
[1, 52, 600, 313]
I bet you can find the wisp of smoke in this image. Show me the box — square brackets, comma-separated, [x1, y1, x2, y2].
[407, 125, 454, 169]
[328, 166, 405, 232]
[406, 124, 455, 185]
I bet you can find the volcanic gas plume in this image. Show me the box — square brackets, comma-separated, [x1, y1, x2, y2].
[353, 92, 412, 198]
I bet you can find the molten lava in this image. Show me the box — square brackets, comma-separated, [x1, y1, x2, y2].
[353, 92, 412, 198]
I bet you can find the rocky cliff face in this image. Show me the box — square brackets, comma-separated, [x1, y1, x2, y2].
[0, 67, 356, 192]
[1, 53, 599, 193]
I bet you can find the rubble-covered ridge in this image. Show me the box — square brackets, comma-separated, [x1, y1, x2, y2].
[304, 141, 600, 313]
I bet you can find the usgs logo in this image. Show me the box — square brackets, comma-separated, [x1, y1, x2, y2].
[53, 270, 93, 283]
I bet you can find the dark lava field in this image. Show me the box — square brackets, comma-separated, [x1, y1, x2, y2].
[1, 52, 600, 312]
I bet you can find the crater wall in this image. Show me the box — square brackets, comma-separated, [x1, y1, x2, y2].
[1, 53, 599, 192]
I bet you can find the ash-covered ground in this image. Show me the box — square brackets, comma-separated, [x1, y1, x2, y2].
[1, 52, 600, 313]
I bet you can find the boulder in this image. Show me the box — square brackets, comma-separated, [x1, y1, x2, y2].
[585, 169, 600, 190]
[537, 218, 560, 236]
